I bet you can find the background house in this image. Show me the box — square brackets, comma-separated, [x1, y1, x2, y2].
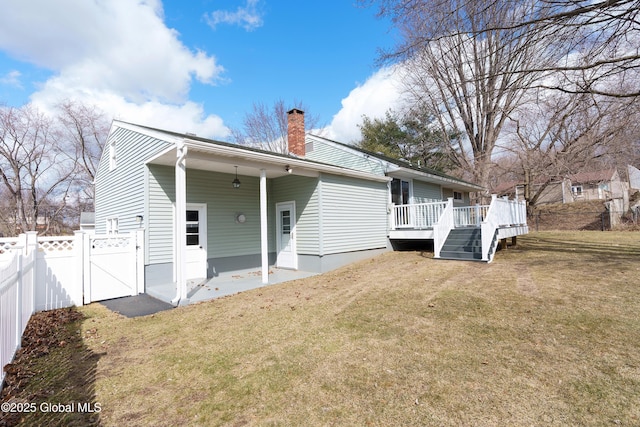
[497, 169, 628, 208]
[496, 168, 631, 228]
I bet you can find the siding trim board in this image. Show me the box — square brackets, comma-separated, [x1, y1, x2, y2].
[318, 174, 324, 257]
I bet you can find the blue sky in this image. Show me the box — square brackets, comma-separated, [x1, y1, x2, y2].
[0, 0, 404, 142]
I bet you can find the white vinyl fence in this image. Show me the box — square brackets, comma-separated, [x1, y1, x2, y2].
[0, 230, 144, 388]
[0, 233, 37, 386]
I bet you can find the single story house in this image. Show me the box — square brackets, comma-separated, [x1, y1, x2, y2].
[94, 110, 527, 304]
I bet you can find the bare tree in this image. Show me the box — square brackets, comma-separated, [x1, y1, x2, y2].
[56, 100, 109, 209]
[231, 99, 323, 153]
[500, 89, 638, 207]
[365, 0, 640, 97]
[0, 105, 78, 235]
[509, 0, 640, 98]
[366, 0, 556, 197]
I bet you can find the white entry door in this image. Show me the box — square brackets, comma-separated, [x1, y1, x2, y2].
[186, 204, 207, 279]
[276, 201, 297, 269]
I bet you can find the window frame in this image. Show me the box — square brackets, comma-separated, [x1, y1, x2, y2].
[106, 217, 119, 235]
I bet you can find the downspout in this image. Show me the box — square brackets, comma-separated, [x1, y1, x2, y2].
[172, 142, 188, 305]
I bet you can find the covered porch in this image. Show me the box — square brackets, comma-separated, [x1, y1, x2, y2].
[388, 195, 528, 262]
[144, 136, 387, 305]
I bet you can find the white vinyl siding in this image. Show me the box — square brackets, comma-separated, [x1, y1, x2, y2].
[319, 174, 388, 254]
[94, 126, 172, 235]
[443, 188, 470, 205]
[146, 168, 321, 263]
[271, 175, 320, 255]
[413, 180, 443, 203]
[305, 137, 385, 176]
[147, 164, 175, 264]
[186, 169, 264, 258]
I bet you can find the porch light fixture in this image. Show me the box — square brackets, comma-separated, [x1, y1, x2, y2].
[285, 165, 292, 174]
[232, 166, 241, 189]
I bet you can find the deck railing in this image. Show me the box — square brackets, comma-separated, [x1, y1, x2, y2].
[391, 202, 494, 230]
[481, 195, 528, 262]
[390, 201, 448, 230]
[390, 196, 527, 261]
[453, 205, 490, 227]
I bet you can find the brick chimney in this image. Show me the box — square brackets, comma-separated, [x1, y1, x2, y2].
[287, 108, 305, 157]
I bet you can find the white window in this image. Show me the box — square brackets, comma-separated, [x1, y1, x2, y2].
[453, 191, 463, 201]
[106, 217, 119, 235]
[571, 185, 583, 197]
[109, 140, 117, 171]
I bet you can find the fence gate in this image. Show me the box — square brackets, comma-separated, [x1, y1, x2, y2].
[83, 232, 143, 304]
[36, 236, 82, 311]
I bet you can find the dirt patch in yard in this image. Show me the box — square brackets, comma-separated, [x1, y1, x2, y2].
[515, 264, 539, 296]
[0, 308, 101, 427]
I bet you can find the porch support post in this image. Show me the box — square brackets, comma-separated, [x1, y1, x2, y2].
[173, 141, 188, 305]
[260, 169, 269, 285]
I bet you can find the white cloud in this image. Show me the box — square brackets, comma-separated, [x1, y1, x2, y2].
[325, 65, 405, 143]
[205, 0, 264, 32]
[29, 84, 230, 139]
[0, 70, 22, 88]
[0, 0, 228, 138]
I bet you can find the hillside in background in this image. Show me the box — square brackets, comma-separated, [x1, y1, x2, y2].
[532, 201, 610, 231]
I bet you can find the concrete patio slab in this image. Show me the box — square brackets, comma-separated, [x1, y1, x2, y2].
[145, 267, 319, 306]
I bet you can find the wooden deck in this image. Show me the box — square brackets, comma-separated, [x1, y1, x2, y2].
[388, 196, 529, 262]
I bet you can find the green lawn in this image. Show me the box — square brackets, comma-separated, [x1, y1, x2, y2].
[5, 231, 640, 426]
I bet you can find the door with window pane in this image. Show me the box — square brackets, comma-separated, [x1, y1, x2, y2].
[391, 178, 412, 226]
[276, 201, 297, 269]
[185, 204, 207, 279]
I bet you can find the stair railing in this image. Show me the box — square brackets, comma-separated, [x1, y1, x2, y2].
[481, 195, 500, 262]
[433, 198, 454, 258]
[481, 195, 528, 262]
[453, 204, 490, 227]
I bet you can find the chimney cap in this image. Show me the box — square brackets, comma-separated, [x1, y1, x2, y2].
[287, 108, 304, 115]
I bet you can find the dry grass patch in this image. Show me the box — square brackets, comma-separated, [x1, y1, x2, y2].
[8, 231, 640, 426]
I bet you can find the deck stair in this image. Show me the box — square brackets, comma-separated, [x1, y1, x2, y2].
[439, 228, 483, 261]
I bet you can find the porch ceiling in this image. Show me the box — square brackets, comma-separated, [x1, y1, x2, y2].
[146, 146, 318, 179]
[146, 140, 390, 182]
